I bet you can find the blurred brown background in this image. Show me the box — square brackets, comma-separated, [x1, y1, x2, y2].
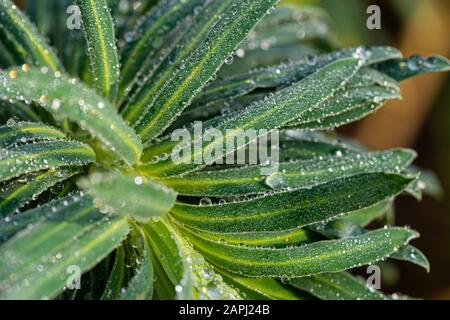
[284, 0, 450, 299]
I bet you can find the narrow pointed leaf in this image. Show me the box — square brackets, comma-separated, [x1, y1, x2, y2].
[390, 245, 430, 272]
[219, 269, 309, 300]
[0, 67, 143, 165]
[0, 194, 130, 299]
[0, 101, 41, 122]
[119, 228, 154, 300]
[76, 0, 120, 100]
[0, 36, 19, 68]
[79, 171, 177, 222]
[132, 0, 279, 141]
[0, 195, 73, 244]
[286, 74, 401, 129]
[142, 218, 242, 300]
[0, 167, 80, 217]
[309, 201, 391, 239]
[101, 246, 126, 300]
[0, 0, 63, 71]
[170, 173, 413, 233]
[0, 121, 66, 148]
[122, 0, 236, 122]
[158, 149, 415, 196]
[183, 226, 321, 248]
[290, 272, 387, 300]
[140, 58, 362, 177]
[118, 0, 204, 100]
[183, 66, 400, 132]
[294, 101, 384, 131]
[375, 55, 450, 81]
[219, 6, 333, 75]
[192, 46, 402, 108]
[407, 167, 443, 200]
[181, 225, 418, 278]
[277, 134, 354, 162]
[0, 140, 95, 182]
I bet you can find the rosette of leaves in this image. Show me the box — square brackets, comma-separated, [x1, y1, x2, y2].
[0, 0, 449, 300]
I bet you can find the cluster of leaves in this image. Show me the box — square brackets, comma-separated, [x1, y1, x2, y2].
[0, 0, 449, 300]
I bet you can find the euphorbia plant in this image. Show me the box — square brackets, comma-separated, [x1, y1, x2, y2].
[0, 0, 449, 300]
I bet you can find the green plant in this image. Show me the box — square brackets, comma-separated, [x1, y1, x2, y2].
[0, 0, 449, 300]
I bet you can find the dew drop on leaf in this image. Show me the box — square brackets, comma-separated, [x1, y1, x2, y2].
[264, 172, 286, 190]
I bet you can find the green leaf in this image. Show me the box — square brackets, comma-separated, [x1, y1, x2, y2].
[0, 195, 68, 244]
[0, 31, 20, 68]
[219, 6, 333, 75]
[131, 0, 279, 141]
[189, 227, 321, 248]
[278, 134, 353, 161]
[243, 14, 333, 49]
[0, 101, 41, 123]
[170, 173, 413, 233]
[293, 101, 382, 131]
[309, 201, 391, 239]
[118, 0, 205, 101]
[290, 272, 387, 300]
[407, 167, 443, 200]
[0, 167, 80, 217]
[122, 0, 237, 121]
[307, 207, 429, 272]
[286, 69, 401, 130]
[0, 0, 63, 71]
[206, 74, 397, 134]
[101, 246, 126, 300]
[0, 140, 95, 182]
[192, 47, 401, 108]
[0, 196, 72, 244]
[142, 218, 242, 300]
[218, 268, 309, 300]
[76, 0, 120, 100]
[119, 227, 154, 300]
[79, 171, 177, 222]
[180, 225, 418, 278]
[148, 238, 178, 299]
[390, 245, 430, 272]
[177, 51, 401, 130]
[0, 66, 143, 165]
[158, 149, 415, 196]
[25, 0, 53, 36]
[375, 55, 450, 81]
[0, 121, 66, 148]
[0, 194, 130, 299]
[255, 6, 331, 30]
[140, 58, 362, 177]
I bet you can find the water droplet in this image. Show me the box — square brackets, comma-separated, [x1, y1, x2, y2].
[6, 118, 16, 127]
[51, 99, 61, 110]
[264, 172, 286, 190]
[235, 48, 245, 58]
[199, 197, 212, 206]
[417, 181, 426, 190]
[224, 54, 234, 65]
[306, 55, 317, 66]
[134, 176, 144, 185]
